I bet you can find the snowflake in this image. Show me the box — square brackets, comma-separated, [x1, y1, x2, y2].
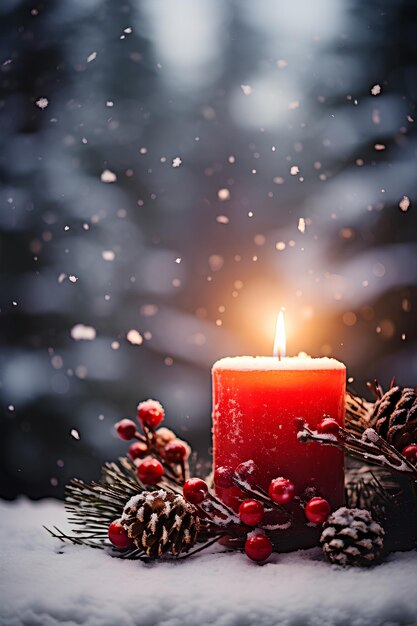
[298, 218, 306, 233]
[217, 188, 230, 201]
[87, 52, 97, 63]
[240, 84, 253, 95]
[126, 329, 143, 345]
[71, 324, 96, 341]
[100, 169, 117, 183]
[36, 97, 49, 110]
[172, 157, 182, 168]
[371, 84, 381, 96]
[290, 165, 300, 176]
[399, 196, 411, 212]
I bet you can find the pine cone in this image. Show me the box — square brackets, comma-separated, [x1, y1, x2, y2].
[121, 489, 200, 558]
[369, 386, 417, 450]
[320, 507, 384, 567]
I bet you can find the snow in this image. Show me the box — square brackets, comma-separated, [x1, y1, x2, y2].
[399, 196, 411, 212]
[213, 356, 346, 371]
[70, 324, 97, 341]
[0, 501, 417, 626]
[100, 169, 117, 183]
[35, 97, 49, 109]
[298, 217, 306, 233]
[240, 84, 253, 95]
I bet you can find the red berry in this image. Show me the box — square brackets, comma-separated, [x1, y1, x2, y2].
[136, 458, 164, 485]
[402, 444, 417, 464]
[128, 441, 148, 461]
[235, 460, 259, 487]
[268, 477, 295, 504]
[183, 478, 208, 505]
[164, 440, 188, 463]
[108, 519, 132, 549]
[214, 466, 235, 489]
[115, 419, 137, 441]
[239, 500, 265, 526]
[305, 497, 331, 524]
[244, 532, 272, 562]
[137, 399, 165, 429]
[317, 418, 340, 436]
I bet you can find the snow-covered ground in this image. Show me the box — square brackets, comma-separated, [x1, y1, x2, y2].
[1, 499, 417, 626]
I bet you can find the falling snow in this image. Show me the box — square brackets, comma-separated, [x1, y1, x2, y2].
[217, 188, 230, 201]
[172, 157, 182, 168]
[399, 195, 411, 212]
[240, 84, 253, 95]
[70, 324, 97, 341]
[100, 169, 117, 183]
[298, 218, 306, 233]
[35, 97, 49, 109]
[126, 329, 143, 345]
[101, 250, 115, 261]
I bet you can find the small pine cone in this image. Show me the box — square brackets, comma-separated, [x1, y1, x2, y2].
[369, 386, 417, 450]
[320, 507, 384, 567]
[121, 489, 200, 558]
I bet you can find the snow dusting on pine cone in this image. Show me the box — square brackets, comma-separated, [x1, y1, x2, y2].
[121, 490, 200, 558]
[320, 507, 384, 567]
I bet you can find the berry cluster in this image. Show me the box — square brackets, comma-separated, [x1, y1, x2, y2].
[115, 399, 190, 487]
[168, 456, 333, 564]
[210, 459, 331, 562]
[109, 407, 334, 562]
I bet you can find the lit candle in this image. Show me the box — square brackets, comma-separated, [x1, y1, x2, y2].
[212, 311, 345, 548]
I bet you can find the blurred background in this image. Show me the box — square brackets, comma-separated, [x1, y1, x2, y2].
[1, 0, 416, 499]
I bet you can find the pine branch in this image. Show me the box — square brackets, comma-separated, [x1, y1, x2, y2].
[296, 419, 417, 480]
[345, 391, 374, 436]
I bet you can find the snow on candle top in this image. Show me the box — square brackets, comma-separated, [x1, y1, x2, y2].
[212, 355, 346, 372]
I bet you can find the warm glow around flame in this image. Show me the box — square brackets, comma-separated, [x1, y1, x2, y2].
[273, 310, 286, 359]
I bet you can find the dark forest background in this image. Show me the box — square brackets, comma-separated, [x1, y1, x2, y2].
[1, 0, 416, 499]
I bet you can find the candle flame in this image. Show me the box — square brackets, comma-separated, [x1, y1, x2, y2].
[273, 310, 286, 360]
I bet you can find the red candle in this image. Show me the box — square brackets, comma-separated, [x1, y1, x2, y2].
[212, 313, 345, 549]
